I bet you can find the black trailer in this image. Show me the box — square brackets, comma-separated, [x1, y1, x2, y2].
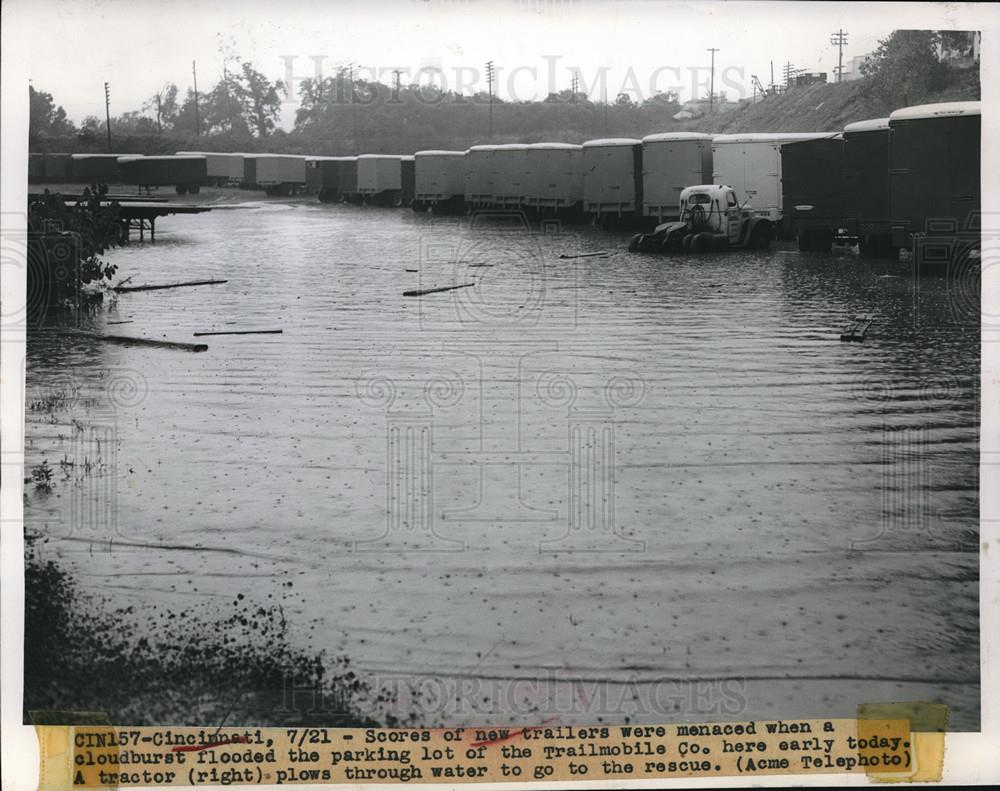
[70, 154, 123, 185]
[28, 154, 45, 183]
[242, 156, 258, 190]
[117, 155, 208, 194]
[888, 102, 981, 250]
[318, 157, 360, 203]
[43, 153, 73, 182]
[841, 118, 892, 257]
[780, 135, 845, 251]
[400, 156, 416, 207]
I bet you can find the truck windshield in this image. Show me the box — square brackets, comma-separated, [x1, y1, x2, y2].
[687, 194, 712, 205]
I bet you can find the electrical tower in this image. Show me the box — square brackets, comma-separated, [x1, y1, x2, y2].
[782, 61, 804, 89]
[570, 71, 579, 100]
[831, 29, 848, 83]
[393, 69, 402, 101]
[485, 60, 495, 140]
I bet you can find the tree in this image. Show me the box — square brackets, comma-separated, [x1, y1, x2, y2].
[233, 62, 284, 137]
[145, 84, 180, 133]
[29, 85, 75, 142]
[860, 30, 950, 104]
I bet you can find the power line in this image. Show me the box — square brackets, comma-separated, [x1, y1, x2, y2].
[831, 29, 849, 83]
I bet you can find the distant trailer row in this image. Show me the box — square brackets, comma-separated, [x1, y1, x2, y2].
[27, 100, 980, 254]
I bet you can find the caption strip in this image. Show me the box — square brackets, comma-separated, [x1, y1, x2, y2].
[32, 716, 944, 787]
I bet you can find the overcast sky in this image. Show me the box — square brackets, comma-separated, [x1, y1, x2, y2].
[6, 0, 987, 129]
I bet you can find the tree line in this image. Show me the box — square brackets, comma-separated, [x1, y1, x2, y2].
[29, 30, 979, 155]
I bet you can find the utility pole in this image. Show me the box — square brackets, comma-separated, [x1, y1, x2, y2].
[347, 63, 358, 151]
[570, 71, 579, 101]
[155, 92, 162, 133]
[485, 60, 495, 140]
[770, 60, 775, 93]
[831, 29, 848, 83]
[393, 69, 402, 101]
[103, 82, 112, 152]
[192, 60, 201, 136]
[707, 47, 720, 114]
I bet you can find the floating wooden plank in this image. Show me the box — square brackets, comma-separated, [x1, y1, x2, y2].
[107, 320, 134, 325]
[467, 263, 494, 267]
[840, 313, 875, 342]
[61, 329, 208, 352]
[403, 283, 475, 297]
[114, 278, 228, 293]
[559, 251, 611, 259]
[405, 269, 419, 273]
[193, 329, 283, 337]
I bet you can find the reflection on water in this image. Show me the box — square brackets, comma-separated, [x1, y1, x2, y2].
[24, 199, 980, 727]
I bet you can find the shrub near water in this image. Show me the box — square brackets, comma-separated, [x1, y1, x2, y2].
[27, 190, 121, 311]
[23, 534, 386, 726]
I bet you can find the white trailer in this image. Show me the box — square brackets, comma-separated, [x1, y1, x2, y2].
[522, 143, 584, 210]
[244, 154, 306, 195]
[176, 151, 244, 185]
[464, 145, 497, 206]
[414, 150, 466, 209]
[491, 144, 530, 207]
[711, 133, 831, 222]
[357, 154, 404, 205]
[582, 138, 643, 221]
[641, 132, 713, 221]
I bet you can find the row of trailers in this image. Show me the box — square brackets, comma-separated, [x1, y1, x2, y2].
[314, 101, 981, 255]
[28, 101, 980, 254]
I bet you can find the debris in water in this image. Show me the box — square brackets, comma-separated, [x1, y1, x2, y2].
[559, 251, 610, 259]
[193, 329, 283, 337]
[114, 279, 228, 293]
[840, 313, 875, 342]
[403, 283, 475, 297]
[61, 329, 208, 352]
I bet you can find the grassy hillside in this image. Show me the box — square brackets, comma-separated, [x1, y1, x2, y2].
[682, 70, 980, 135]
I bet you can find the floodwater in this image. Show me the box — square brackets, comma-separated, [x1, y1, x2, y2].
[24, 194, 980, 728]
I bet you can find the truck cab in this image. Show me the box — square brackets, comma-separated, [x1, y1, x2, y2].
[628, 184, 772, 253]
[680, 185, 747, 245]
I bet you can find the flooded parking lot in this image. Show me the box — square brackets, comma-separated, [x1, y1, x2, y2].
[24, 197, 980, 727]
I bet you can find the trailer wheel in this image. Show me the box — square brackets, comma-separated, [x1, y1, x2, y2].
[747, 222, 772, 250]
[175, 184, 189, 195]
[189, 184, 201, 195]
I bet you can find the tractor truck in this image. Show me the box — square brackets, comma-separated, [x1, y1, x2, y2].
[628, 185, 774, 253]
